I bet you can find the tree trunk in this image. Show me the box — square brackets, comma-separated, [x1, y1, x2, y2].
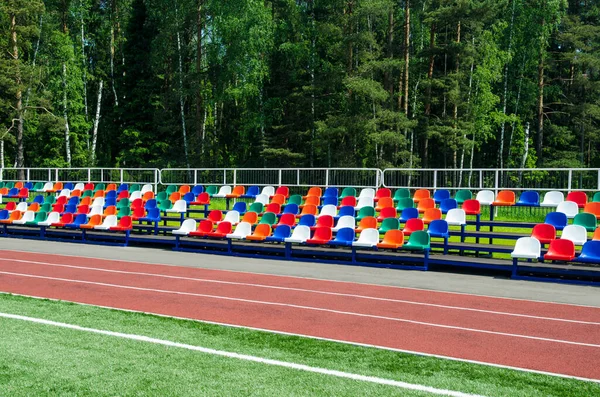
[402, 0, 410, 116]
[452, 21, 461, 169]
[63, 63, 72, 166]
[498, 0, 517, 169]
[11, 14, 25, 171]
[460, 39, 475, 186]
[345, 1, 354, 75]
[507, 54, 526, 163]
[521, 122, 530, 169]
[80, 0, 88, 120]
[536, 17, 545, 165]
[310, 0, 316, 167]
[196, 0, 204, 152]
[423, 23, 435, 167]
[175, 0, 190, 169]
[91, 80, 103, 164]
[385, 10, 394, 97]
[110, 0, 118, 106]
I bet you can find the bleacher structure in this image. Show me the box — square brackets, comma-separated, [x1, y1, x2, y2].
[0, 167, 599, 285]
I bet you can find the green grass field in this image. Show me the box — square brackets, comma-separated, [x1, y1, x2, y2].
[0, 293, 598, 396]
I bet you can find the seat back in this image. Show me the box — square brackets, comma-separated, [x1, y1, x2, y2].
[33, 211, 48, 223]
[298, 214, 316, 227]
[428, 219, 449, 237]
[79, 197, 91, 207]
[566, 191, 587, 207]
[462, 199, 481, 215]
[195, 192, 209, 205]
[289, 225, 310, 241]
[433, 189, 450, 203]
[375, 188, 391, 199]
[103, 206, 117, 217]
[315, 215, 334, 228]
[303, 196, 320, 207]
[231, 186, 245, 196]
[172, 200, 187, 212]
[439, 199, 457, 213]
[144, 199, 157, 210]
[182, 192, 195, 203]
[192, 185, 204, 196]
[129, 184, 140, 192]
[544, 211, 568, 230]
[422, 208, 442, 224]
[358, 188, 375, 199]
[400, 207, 419, 222]
[259, 186, 274, 197]
[319, 204, 337, 218]
[299, 204, 318, 216]
[158, 199, 172, 211]
[179, 185, 191, 194]
[45, 212, 60, 224]
[275, 186, 289, 198]
[117, 190, 129, 200]
[59, 212, 74, 224]
[106, 183, 117, 191]
[165, 185, 178, 194]
[511, 237, 542, 258]
[117, 198, 130, 209]
[396, 197, 415, 211]
[518, 191, 540, 206]
[403, 218, 424, 234]
[205, 185, 218, 196]
[495, 190, 516, 205]
[312, 227, 332, 241]
[287, 194, 302, 206]
[94, 190, 105, 198]
[216, 186, 232, 196]
[178, 219, 197, 233]
[547, 238, 575, 259]
[265, 203, 281, 214]
[335, 215, 355, 230]
[323, 187, 339, 198]
[169, 192, 181, 203]
[531, 223, 556, 242]
[583, 202, 600, 218]
[215, 221, 233, 235]
[574, 212, 597, 231]
[381, 230, 404, 246]
[380, 217, 400, 232]
[259, 212, 277, 226]
[476, 190, 495, 205]
[208, 210, 223, 222]
[580, 240, 600, 260]
[321, 196, 338, 207]
[356, 228, 379, 245]
[231, 221, 251, 237]
[541, 191, 564, 206]
[0, 210, 8, 220]
[454, 189, 472, 203]
[252, 223, 271, 239]
[393, 188, 410, 201]
[377, 197, 394, 209]
[338, 206, 355, 218]
[561, 225, 588, 245]
[254, 194, 269, 205]
[273, 224, 292, 239]
[132, 207, 145, 218]
[28, 202, 40, 212]
[335, 227, 355, 243]
[340, 187, 357, 199]
[413, 189, 431, 202]
[278, 213, 296, 227]
[445, 208, 466, 226]
[357, 216, 377, 230]
[282, 203, 299, 215]
[77, 205, 90, 215]
[117, 216, 133, 229]
[357, 206, 375, 219]
[417, 198, 435, 212]
[241, 211, 258, 225]
[232, 201, 247, 214]
[198, 220, 214, 233]
[340, 196, 357, 207]
[556, 201, 579, 218]
[378, 207, 397, 220]
[44, 195, 56, 205]
[407, 230, 431, 249]
[72, 213, 87, 225]
[142, 191, 155, 201]
[67, 196, 80, 206]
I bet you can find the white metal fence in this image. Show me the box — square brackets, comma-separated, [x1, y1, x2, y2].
[0, 168, 160, 187]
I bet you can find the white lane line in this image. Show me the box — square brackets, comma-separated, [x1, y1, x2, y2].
[2, 248, 598, 309]
[1, 270, 599, 348]
[4, 291, 600, 384]
[2, 258, 598, 326]
[0, 313, 488, 397]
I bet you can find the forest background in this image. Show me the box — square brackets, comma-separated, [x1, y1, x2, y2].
[1, 0, 599, 171]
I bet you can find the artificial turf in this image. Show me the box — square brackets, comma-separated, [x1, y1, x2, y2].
[0, 293, 598, 396]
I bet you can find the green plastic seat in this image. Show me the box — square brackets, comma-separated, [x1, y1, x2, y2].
[0, 182, 4, 189]
[156, 191, 168, 202]
[403, 230, 431, 250]
[117, 206, 131, 219]
[340, 187, 357, 199]
[40, 203, 52, 213]
[5, 181, 14, 189]
[44, 195, 56, 205]
[573, 212, 597, 232]
[259, 212, 277, 226]
[249, 202, 264, 214]
[158, 199, 173, 212]
[393, 189, 410, 201]
[593, 192, 600, 203]
[94, 183, 106, 192]
[379, 217, 400, 234]
[206, 185, 218, 196]
[395, 197, 414, 211]
[33, 182, 44, 191]
[287, 194, 302, 206]
[356, 206, 375, 221]
[166, 185, 178, 194]
[82, 189, 93, 198]
[130, 184, 141, 192]
[27, 211, 48, 225]
[454, 189, 473, 204]
[117, 198, 130, 209]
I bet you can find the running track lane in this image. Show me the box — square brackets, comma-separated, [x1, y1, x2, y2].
[0, 250, 599, 380]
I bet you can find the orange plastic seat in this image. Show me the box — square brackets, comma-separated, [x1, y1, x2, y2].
[584, 202, 600, 219]
[355, 216, 377, 232]
[169, 192, 181, 203]
[375, 197, 394, 212]
[0, 211, 22, 224]
[376, 207, 397, 222]
[106, 183, 117, 191]
[300, 196, 320, 208]
[79, 197, 92, 207]
[94, 190, 105, 198]
[142, 191, 155, 202]
[226, 185, 245, 199]
[110, 216, 133, 231]
[103, 206, 117, 218]
[28, 202, 40, 212]
[413, 189, 431, 203]
[0, 188, 8, 195]
[306, 226, 332, 245]
[403, 218, 424, 236]
[377, 230, 404, 249]
[593, 227, 600, 241]
[241, 211, 258, 225]
[297, 204, 318, 218]
[303, 187, 322, 199]
[189, 220, 214, 237]
[50, 182, 63, 193]
[246, 224, 272, 241]
[271, 194, 286, 205]
[492, 190, 516, 206]
[70, 189, 82, 197]
[80, 214, 102, 229]
[422, 208, 442, 224]
[15, 182, 23, 189]
[178, 185, 191, 195]
[417, 198, 435, 213]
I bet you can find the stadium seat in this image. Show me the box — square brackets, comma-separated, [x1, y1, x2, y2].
[17, 188, 29, 200]
[246, 224, 272, 241]
[94, 190, 105, 198]
[321, 196, 338, 207]
[241, 211, 259, 225]
[356, 206, 375, 221]
[403, 218, 424, 236]
[358, 188, 375, 199]
[312, 215, 334, 230]
[303, 187, 322, 199]
[58, 189, 71, 199]
[297, 204, 318, 218]
[377, 230, 404, 249]
[191, 192, 210, 206]
[531, 223, 556, 244]
[566, 191, 587, 208]
[158, 200, 173, 212]
[116, 207, 131, 219]
[165, 185, 178, 195]
[275, 213, 296, 229]
[90, 197, 104, 209]
[106, 183, 117, 191]
[131, 207, 146, 220]
[396, 197, 415, 211]
[226, 222, 252, 240]
[433, 189, 451, 204]
[422, 208, 442, 224]
[375, 197, 394, 212]
[52, 212, 74, 227]
[318, 204, 337, 218]
[544, 239, 575, 261]
[206, 221, 233, 238]
[65, 213, 88, 228]
[352, 228, 379, 248]
[275, 186, 289, 198]
[355, 216, 377, 233]
[166, 200, 188, 216]
[413, 189, 431, 203]
[241, 185, 260, 199]
[340, 187, 357, 199]
[14, 182, 23, 189]
[379, 218, 400, 234]
[79, 197, 92, 207]
[226, 185, 245, 199]
[594, 227, 600, 241]
[105, 191, 117, 200]
[592, 191, 600, 203]
[27, 202, 40, 212]
[12, 210, 35, 225]
[38, 212, 60, 227]
[329, 227, 355, 246]
[417, 198, 435, 213]
[374, 188, 391, 202]
[573, 212, 597, 232]
[323, 187, 339, 200]
[439, 199, 457, 214]
[285, 225, 311, 244]
[511, 237, 541, 259]
[208, 210, 223, 223]
[584, 202, 600, 219]
[544, 211, 568, 231]
[376, 207, 397, 222]
[265, 224, 292, 242]
[82, 190, 93, 198]
[306, 227, 332, 245]
[182, 192, 195, 204]
[103, 206, 117, 218]
[76, 204, 90, 216]
[116, 198, 130, 209]
[51, 203, 64, 213]
[262, 203, 279, 215]
[0, 210, 22, 223]
[63, 204, 77, 214]
[213, 186, 232, 198]
[428, 219, 449, 239]
[72, 182, 84, 192]
[462, 199, 481, 215]
[516, 191, 540, 206]
[556, 201, 579, 219]
[5, 187, 19, 198]
[287, 194, 303, 206]
[333, 215, 355, 232]
[49, 182, 63, 193]
[178, 185, 191, 195]
[282, 203, 299, 216]
[116, 190, 129, 201]
[404, 230, 431, 251]
[232, 201, 247, 215]
[259, 212, 278, 226]
[337, 206, 355, 218]
[189, 220, 214, 237]
[94, 183, 106, 192]
[205, 186, 218, 197]
[492, 190, 516, 206]
[222, 211, 240, 225]
[475, 190, 494, 205]
[140, 184, 153, 194]
[301, 196, 320, 208]
[172, 219, 197, 236]
[298, 214, 316, 227]
[393, 188, 410, 202]
[168, 192, 181, 203]
[254, 194, 269, 206]
[399, 207, 419, 223]
[454, 189, 472, 204]
[191, 185, 204, 196]
[40, 182, 54, 192]
[339, 196, 357, 208]
[577, 241, 600, 263]
[560, 225, 588, 246]
[144, 199, 157, 210]
[109, 216, 133, 232]
[40, 203, 53, 213]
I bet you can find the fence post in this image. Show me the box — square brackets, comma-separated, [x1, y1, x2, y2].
[479, 171, 483, 190]
[233, 169, 237, 186]
[223, 169, 226, 185]
[278, 169, 282, 187]
[598, 169, 600, 191]
[55, 168, 59, 182]
[494, 170, 499, 194]
[0, 168, 3, 182]
[325, 169, 329, 187]
[87, 169, 91, 182]
[567, 170, 572, 192]
[120, 169, 124, 183]
[26, 168, 30, 182]
[194, 170, 197, 185]
[433, 170, 437, 191]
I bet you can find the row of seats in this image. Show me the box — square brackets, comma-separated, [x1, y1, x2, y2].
[512, 237, 600, 263]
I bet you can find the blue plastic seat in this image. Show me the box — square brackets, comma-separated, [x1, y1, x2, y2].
[516, 190, 540, 206]
[232, 201, 247, 215]
[66, 213, 87, 228]
[139, 207, 161, 222]
[67, 196, 80, 206]
[63, 204, 77, 214]
[104, 197, 117, 208]
[64, 183, 74, 190]
[337, 206, 355, 218]
[298, 214, 316, 227]
[433, 189, 451, 204]
[321, 196, 338, 207]
[105, 190, 117, 199]
[145, 199, 157, 210]
[545, 211, 568, 231]
[24, 182, 34, 189]
[6, 187, 19, 198]
[265, 224, 292, 242]
[0, 210, 9, 221]
[191, 185, 204, 195]
[329, 227, 355, 246]
[577, 241, 600, 263]
[32, 195, 45, 205]
[439, 199, 457, 214]
[399, 207, 419, 223]
[427, 219, 449, 238]
[241, 185, 260, 199]
[117, 184, 129, 193]
[182, 192, 195, 204]
[282, 203, 299, 215]
[323, 187, 339, 199]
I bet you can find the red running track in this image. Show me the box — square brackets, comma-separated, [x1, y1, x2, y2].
[0, 249, 599, 381]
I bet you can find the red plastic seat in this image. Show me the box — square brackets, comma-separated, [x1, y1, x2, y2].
[189, 220, 214, 237]
[376, 207, 397, 222]
[417, 198, 435, 213]
[544, 239, 576, 261]
[492, 190, 516, 206]
[275, 186, 289, 198]
[531, 223, 556, 244]
[192, 192, 210, 206]
[339, 196, 357, 208]
[110, 216, 133, 231]
[375, 188, 391, 202]
[131, 198, 144, 210]
[566, 191, 588, 209]
[52, 213, 74, 227]
[77, 204, 90, 215]
[413, 189, 431, 203]
[207, 221, 232, 238]
[305, 226, 332, 245]
[462, 199, 481, 215]
[56, 196, 67, 205]
[4, 202, 16, 211]
[422, 208, 441, 224]
[207, 210, 223, 223]
[355, 216, 377, 232]
[52, 203, 65, 213]
[117, 190, 129, 201]
[17, 188, 29, 199]
[131, 207, 146, 220]
[311, 215, 333, 230]
[84, 183, 94, 190]
[402, 218, 424, 236]
[375, 197, 394, 212]
[265, 203, 281, 214]
[275, 213, 296, 228]
[377, 230, 404, 249]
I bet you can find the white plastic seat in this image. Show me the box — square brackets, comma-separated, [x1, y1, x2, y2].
[352, 228, 380, 248]
[226, 221, 252, 239]
[58, 189, 71, 198]
[556, 201, 579, 219]
[222, 210, 240, 225]
[94, 215, 118, 230]
[445, 208, 466, 226]
[172, 219, 197, 236]
[540, 190, 564, 207]
[74, 183, 85, 191]
[0, 194, 3, 204]
[41, 182, 54, 192]
[318, 204, 337, 218]
[141, 184, 153, 194]
[15, 202, 28, 212]
[88, 205, 104, 217]
[333, 215, 356, 232]
[38, 211, 60, 226]
[358, 188, 375, 199]
[165, 199, 187, 214]
[261, 186, 275, 197]
[254, 194, 269, 205]
[212, 185, 232, 198]
[91, 197, 105, 208]
[129, 191, 142, 201]
[284, 225, 311, 243]
[511, 237, 541, 259]
[561, 225, 588, 246]
[476, 190, 495, 205]
[12, 210, 35, 225]
[355, 196, 374, 210]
